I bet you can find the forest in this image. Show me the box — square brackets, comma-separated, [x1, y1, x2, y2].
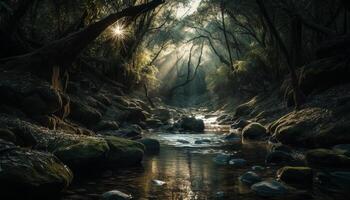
[0, 0, 350, 199]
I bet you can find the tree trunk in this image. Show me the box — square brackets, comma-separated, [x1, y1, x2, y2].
[1, 0, 164, 81]
[255, 0, 305, 109]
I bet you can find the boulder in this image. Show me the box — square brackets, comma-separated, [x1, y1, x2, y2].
[53, 137, 110, 169]
[112, 125, 142, 139]
[270, 144, 293, 154]
[95, 120, 119, 131]
[179, 117, 204, 132]
[69, 98, 102, 126]
[316, 171, 350, 193]
[0, 140, 73, 198]
[242, 123, 267, 140]
[277, 166, 313, 186]
[121, 107, 146, 124]
[137, 138, 160, 153]
[266, 151, 293, 165]
[145, 118, 163, 128]
[251, 180, 288, 197]
[153, 108, 171, 123]
[239, 171, 262, 186]
[306, 149, 350, 169]
[270, 107, 350, 147]
[104, 136, 145, 166]
[231, 119, 250, 129]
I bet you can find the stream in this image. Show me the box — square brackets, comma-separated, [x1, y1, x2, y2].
[61, 115, 320, 200]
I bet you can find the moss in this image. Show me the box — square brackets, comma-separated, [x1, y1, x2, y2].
[306, 149, 350, 169]
[104, 136, 145, 166]
[54, 137, 109, 168]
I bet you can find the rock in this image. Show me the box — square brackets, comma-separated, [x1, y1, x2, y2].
[251, 180, 288, 197]
[271, 144, 293, 154]
[54, 137, 110, 169]
[306, 149, 350, 169]
[113, 125, 142, 139]
[316, 171, 350, 193]
[194, 139, 211, 144]
[270, 107, 350, 147]
[137, 138, 160, 153]
[145, 118, 163, 128]
[153, 108, 171, 123]
[104, 136, 145, 166]
[179, 117, 204, 132]
[231, 119, 250, 129]
[152, 179, 166, 186]
[215, 191, 225, 198]
[102, 190, 132, 200]
[229, 158, 247, 166]
[333, 144, 350, 157]
[0, 140, 73, 198]
[277, 166, 313, 186]
[177, 139, 190, 144]
[239, 171, 262, 186]
[69, 98, 102, 126]
[213, 154, 231, 165]
[122, 107, 146, 124]
[0, 128, 16, 143]
[242, 123, 267, 140]
[266, 151, 293, 164]
[252, 166, 265, 171]
[95, 120, 119, 131]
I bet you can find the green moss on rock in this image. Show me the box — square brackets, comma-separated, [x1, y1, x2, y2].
[306, 149, 350, 169]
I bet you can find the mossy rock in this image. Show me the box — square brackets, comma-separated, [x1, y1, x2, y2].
[137, 138, 160, 153]
[179, 117, 205, 132]
[0, 140, 73, 198]
[277, 166, 313, 186]
[242, 123, 267, 140]
[104, 136, 145, 166]
[54, 137, 109, 169]
[306, 149, 350, 169]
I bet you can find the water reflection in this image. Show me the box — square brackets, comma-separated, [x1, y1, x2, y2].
[63, 133, 270, 200]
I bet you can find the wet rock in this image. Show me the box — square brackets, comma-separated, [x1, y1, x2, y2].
[316, 171, 350, 194]
[306, 149, 350, 169]
[239, 171, 262, 186]
[179, 117, 204, 132]
[242, 123, 267, 140]
[153, 108, 171, 123]
[252, 165, 265, 171]
[333, 144, 350, 157]
[213, 154, 231, 165]
[113, 125, 142, 139]
[0, 128, 16, 143]
[137, 138, 160, 153]
[229, 158, 247, 166]
[277, 166, 313, 186]
[104, 136, 145, 166]
[231, 119, 250, 129]
[270, 144, 293, 154]
[95, 120, 119, 131]
[251, 180, 288, 197]
[266, 151, 293, 165]
[69, 98, 102, 126]
[145, 118, 163, 128]
[102, 190, 132, 200]
[54, 137, 110, 169]
[177, 139, 190, 144]
[0, 140, 73, 198]
[194, 139, 211, 144]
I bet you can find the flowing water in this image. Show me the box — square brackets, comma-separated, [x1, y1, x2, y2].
[62, 116, 283, 200]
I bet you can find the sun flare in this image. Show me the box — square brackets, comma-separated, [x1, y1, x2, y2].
[111, 24, 126, 39]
